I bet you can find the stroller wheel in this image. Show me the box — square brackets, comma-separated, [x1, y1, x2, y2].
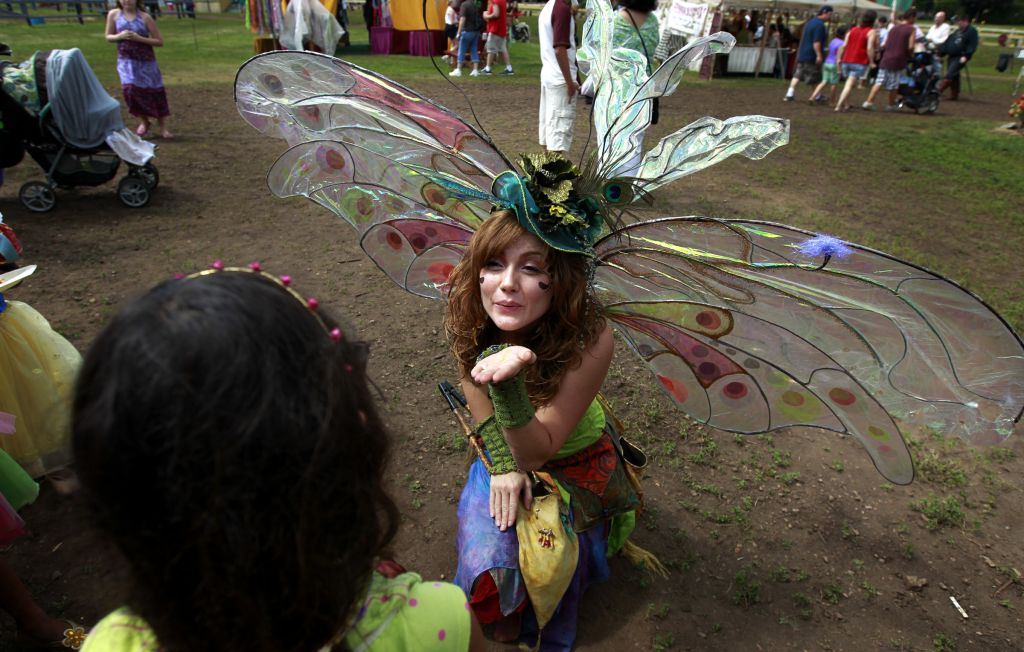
[19, 181, 56, 213]
[118, 176, 151, 208]
[132, 162, 160, 190]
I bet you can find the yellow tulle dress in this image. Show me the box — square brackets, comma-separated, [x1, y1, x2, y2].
[0, 299, 81, 478]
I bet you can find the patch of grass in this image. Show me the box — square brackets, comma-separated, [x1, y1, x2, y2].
[771, 449, 792, 468]
[901, 543, 915, 561]
[793, 592, 812, 608]
[770, 565, 790, 582]
[933, 633, 957, 651]
[644, 603, 670, 620]
[998, 599, 1013, 609]
[652, 633, 674, 651]
[987, 447, 1016, 463]
[731, 566, 762, 608]
[840, 523, 859, 540]
[861, 579, 880, 598]
[830, 460, 845, 473]
[780, 471, 801, 486]
[688, 434, 719, 467]
[642, 506, 660, 531]
[822, 118, 1024, 233]
[822, 581, 844, 605]
[917, 452, 968, 488]
[912, 495, 966, 531]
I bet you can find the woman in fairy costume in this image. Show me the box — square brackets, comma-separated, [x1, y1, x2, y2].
[445, 206, 642, 650]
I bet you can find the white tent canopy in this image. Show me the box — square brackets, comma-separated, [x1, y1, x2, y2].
[723, 0, 891, 13]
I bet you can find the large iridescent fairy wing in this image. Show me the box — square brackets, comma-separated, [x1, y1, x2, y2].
[576, 10, 789, 207]
[234, 51, 514, 297]
[594, 218, 1024, 484]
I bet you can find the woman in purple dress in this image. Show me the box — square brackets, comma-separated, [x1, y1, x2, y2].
[105, 0, 173, 139]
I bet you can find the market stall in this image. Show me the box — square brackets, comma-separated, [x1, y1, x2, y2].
[660, 0, 890, 76]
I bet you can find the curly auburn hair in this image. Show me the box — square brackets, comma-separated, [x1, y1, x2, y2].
[444, 210, 605, 405]
[73, 272, 399, 652]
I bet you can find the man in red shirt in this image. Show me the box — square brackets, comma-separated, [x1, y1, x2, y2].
[482, 0, 514, 75]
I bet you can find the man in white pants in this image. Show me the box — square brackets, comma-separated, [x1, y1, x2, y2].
[538, 0, 579, 153]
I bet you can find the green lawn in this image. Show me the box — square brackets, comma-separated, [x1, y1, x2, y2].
[2, 13, 1022, 92]
[0, 12, 549, 85]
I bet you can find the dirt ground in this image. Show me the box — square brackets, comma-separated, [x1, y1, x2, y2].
[1, 73, 1022, 651]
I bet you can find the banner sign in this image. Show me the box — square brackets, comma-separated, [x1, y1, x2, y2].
[665, 0, 708, 38]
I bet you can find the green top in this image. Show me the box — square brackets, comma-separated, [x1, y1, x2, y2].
[81, 572, 471, 652]
[554, 398, 607, 458]
[613, 11, 661, 70]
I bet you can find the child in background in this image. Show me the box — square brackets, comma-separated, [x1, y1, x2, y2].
[0, 261, 84, 650]
[0, 219, 80, 484]
[810, 26, 847, 106]
[74, 266, 484, 651]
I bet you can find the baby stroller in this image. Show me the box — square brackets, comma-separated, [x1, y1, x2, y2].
[508, 1, 529, 43]
[511, 21, 530, 43]
[0, 46, 158, 213]
[896, 50, 941, 115]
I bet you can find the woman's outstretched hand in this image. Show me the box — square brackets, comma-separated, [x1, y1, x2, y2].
[489, 471, 533, 532]
[471, 346, 536, 385]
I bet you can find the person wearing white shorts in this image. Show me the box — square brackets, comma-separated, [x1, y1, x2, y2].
[538, 0, 578, 153]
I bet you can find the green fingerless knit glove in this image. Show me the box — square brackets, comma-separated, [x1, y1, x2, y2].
[488, 374, 535, 429]
[477, 344, 536, 430]
[476, 416, 520, 475]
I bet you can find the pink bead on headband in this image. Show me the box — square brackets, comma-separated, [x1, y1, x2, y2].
[182, 261, 343, 344]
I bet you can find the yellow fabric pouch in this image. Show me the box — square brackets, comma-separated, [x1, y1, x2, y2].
[515, 472, 578, 631]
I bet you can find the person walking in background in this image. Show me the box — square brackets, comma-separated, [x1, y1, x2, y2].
[482, 0, 514, 75]
[452, 0, 485, 77]
[862, 13, 887, 86]
[834, 9, 876, 112]
[443, 0, 459, 63]
[538, 0, 578, 153]
[809, 25, 845, 106]
[937, 14, 977, 101]
[105, 0, 173, 139]
[783, 5, 833, 102]
[863, 8, 916, 111]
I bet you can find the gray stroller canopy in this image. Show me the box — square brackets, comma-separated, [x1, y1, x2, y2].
[45, 48, 124, 150]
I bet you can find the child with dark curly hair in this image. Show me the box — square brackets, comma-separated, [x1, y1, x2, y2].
[74, 267, 484, 652]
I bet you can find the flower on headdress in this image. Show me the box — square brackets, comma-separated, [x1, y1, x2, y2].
[516, 153, 603, 253]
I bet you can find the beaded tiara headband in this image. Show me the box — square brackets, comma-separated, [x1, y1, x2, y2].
[183, 260, 343, 342]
